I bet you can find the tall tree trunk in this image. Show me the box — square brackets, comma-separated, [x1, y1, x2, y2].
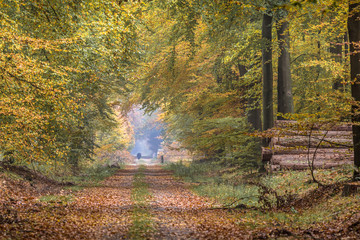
[260, 12, 273, 173]
[330, 37, 343, 90]
[277, 19, 293, 119]
[247, 95, 262, 131]
[240, 64, 262, 131]
[345, 32, 349, 56]
[262, 13, 274, 143]
[348, 1, 360, 179]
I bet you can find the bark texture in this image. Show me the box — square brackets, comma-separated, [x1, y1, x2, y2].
[240, 64, 261, 131]
[262, 13, 274, 142]
[348, 2, 360, 178]
[262, 120, 353, 170]
[330, 37, 343, 90]
[277, 20, 293, 119]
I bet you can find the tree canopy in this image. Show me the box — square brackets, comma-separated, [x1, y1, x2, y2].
[1, 0, 360, 174]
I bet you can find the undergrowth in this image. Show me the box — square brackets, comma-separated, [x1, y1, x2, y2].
[1, 160, 121, 190]
[60, 164, 120, 190]
[166, 161, 359, 230]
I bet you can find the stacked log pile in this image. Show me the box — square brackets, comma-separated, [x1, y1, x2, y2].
[157, 142, 194, 162]
[262, 121, 353, 170]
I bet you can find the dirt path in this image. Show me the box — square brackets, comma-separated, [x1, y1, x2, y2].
[72, 166, 135, 239]
[1, 165, 251, 239]
[144, 165, 249, 240]
[0, 167, 136, 239]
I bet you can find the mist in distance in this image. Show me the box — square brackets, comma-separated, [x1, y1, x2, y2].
[129, 108, 163, 158]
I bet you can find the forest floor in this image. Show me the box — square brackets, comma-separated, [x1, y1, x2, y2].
[0, 164, 253, 239]
[1, 164, 360, 239]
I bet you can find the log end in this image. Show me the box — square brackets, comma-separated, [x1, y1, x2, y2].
[262, 147, 272, 162]
[342, 182, 360, 197]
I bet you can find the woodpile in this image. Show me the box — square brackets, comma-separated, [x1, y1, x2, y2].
[157, 142, 194, 163]
[262, 120, 353, 170]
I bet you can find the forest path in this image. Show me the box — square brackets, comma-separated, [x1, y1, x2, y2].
[140, 165, 249, 239]
[0, 167, 135, 239]
[0, 165, 251, 239]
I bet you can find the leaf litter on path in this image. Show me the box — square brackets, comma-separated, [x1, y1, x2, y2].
[144, 165, 250, 240]
[0, 167, 135, 239]
[1, 165, 257, 239]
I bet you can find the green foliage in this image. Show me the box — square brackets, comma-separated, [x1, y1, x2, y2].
[167, 161, 354, 211]
[166, 161, 222, 182]
[131, 0, 264, 165]
[0, 0, 356, 182]
[126, 0, 354, 172]
[0, 0, 139, 173]
[166, 161, 259, 207]
[61, 164, 119, 188]
[170, 161, 359, 233]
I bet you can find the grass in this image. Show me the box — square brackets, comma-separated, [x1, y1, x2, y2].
[61, 164, 119, 190]
[264, 165, 353, 196]
[165, 161, 223, 183]
[129, 165, 155, 239]
[1, 160, 120, 191]
[166, 161, 260, 207]
[36, 164, 120, 205]
[166, 161, 359, 231]
[193, 183, 259, 207]
[38, 194, 74, 205]
[238, 193, 360, 230]
[0, 169, 26, 181]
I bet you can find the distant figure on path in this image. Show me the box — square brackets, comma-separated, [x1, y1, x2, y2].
[137, 153, 142, 160]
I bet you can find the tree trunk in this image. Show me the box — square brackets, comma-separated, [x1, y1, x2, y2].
[240, 64, 262, 131]
[330, 37, 343, 90]
[260, 12, 274, 172]
[277, 19, 293, 119]
[262, 13, 274, 142]
[348, 2, 360, 179]
[248, 100, 262, 131]
[345, 32, 349, 56]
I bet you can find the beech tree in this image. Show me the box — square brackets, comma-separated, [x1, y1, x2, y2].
[2, 0, 357, 174]
[276, 0, 293, 119]
[262, 5, 274, 145]
[348, 1, 360, 179]
[0, 0, 138, 171]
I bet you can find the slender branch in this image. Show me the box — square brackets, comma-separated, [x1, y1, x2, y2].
[291, 53, 306, 64]
[307, 123, 314, 169]
[1, 67, 44, 91]
[310, 127, 331, 186]
[46, 0, 60, 21]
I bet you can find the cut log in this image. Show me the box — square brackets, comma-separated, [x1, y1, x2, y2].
[272, 136, 352, 148]
[273, 130, 352, 138]
[342, 182, 360, 196]
[270, 164, 281, 171]
[261, 120, 354, 171]
[278, 162, 351, 170]
[261, 147, 272, 162]
[271, 154, 353, 165]
[274, 120, 352, 131]
[271, 147, 353, 156]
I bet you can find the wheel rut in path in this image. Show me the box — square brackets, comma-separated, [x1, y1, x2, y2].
[73, 166, 135, 239]
[0, 165, 250, 239]
[143, 165, 249, 240]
